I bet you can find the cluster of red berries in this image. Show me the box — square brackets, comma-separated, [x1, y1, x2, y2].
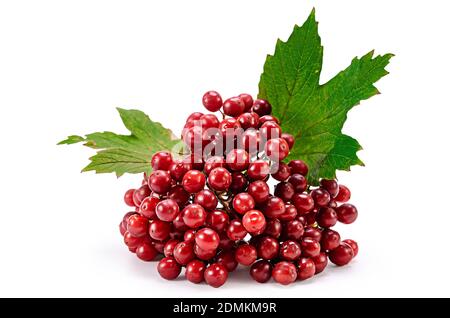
[119, 91, 359, 287]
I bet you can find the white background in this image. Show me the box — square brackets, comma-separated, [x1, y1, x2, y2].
[0, 0, 449, 297]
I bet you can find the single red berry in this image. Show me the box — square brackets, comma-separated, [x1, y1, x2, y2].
[208, 167, 232, 191]
[238, 93, 254, 112]
[226, 219, 248, 240]
[204, 156, 226, 175]
[248, 180, 270, 204]
[185, 259, 206, 284]
[194, 189, 218, 211]
[169, 159, 192, 181]
[200, 114, 220, 129]
[173, 241, 195, 265]
[237, 112, 259, 130]
[280, 240, 302, 261]
[223, 97, 245, 117]
[149, 220, 171, 241]
[226, 149, 250, 171]
[139, 196, 160, 219]
[127, 214, 148, 237]
[242, 210, 266, 234]
[303, 227, 322, 242]
[250, 260, 272, 283]
[182, 204, 207, 229]
[279, 204, 298, 222]
[288, 160, 308, 176]
[136, 242, 158, 261]
[281, 133, 295, 149]
[247, 160, 270, 181]
[317, 207, 338, 228]
[151, 151, 173, 171]
[235, 244, 257, 266]
[263, 218, 282, 238]
[163, 239, 180, 257]
[167, 185, 190, 207]
[311, 188, 331, 207]
[320, 179, 339, 198]
[230, 172, 248, 193]
[182, 170, 206, 194]
[194, 244, 216, 261]
[258, 115, 279, 126]
[343, 239, 359, 257]
[172, 213, 188, 231]
[260, 121, 281, 140]
[216, 250, 238, 272]
[320, 229, 341, 250]
[119, 221, 127, 236]
[252, 99, 272, 116]
[297, 258, 316, 281]
[202, 91, 223, 112]
[123, 231, 143, 248]
[133, 185, 151, 206]
[312, 252, 328, 274]
[301, 237, 321, 258]
[272, 261, 297, 285]
[155, 199, 180, 222]
[232, 193, 256, 214]
[336, 204, 358, 224]
[284, 219, 304, 240]
[257, 236, 279, 260]
[206, 210, 229, 232]
[335, 185, 351, 202]
[157, 257, 181, 280]
[263, 197, 286, 218]
[265, 138, 290, 161]
[289, 174, 307, 193]
[219, 117, 241, 139]
[148, 170, 172, 194]
[274, 182, 295, 202]
[204, 263, 228, 288]
[186, 112, 204, 124]
[195, 228, 220, 251]
[271, 162, 291, 182]
[292, 193, 314, 215]
[329, 243, 354, 266]
[124, 189, 136, 207]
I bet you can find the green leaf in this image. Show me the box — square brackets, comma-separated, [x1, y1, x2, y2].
[258, 9, 393, 184]
[58, 108, 181, 177]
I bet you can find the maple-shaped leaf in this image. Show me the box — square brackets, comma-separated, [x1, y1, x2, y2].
[258, 9, 393, 184]
[58, 108, 181, 177]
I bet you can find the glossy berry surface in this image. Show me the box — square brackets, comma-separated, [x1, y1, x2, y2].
[204, 263, 228, 288]
[185, 259, 206, 284]
[202, 91, 223, 112]
[329, 243, 354, 266]
[272, 261, 297, 285]
[250, 260, 272, 283]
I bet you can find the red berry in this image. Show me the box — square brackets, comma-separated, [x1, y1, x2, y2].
[169, 159, 192, 181]
[194, 244, 216, 261]
[312, 252, 328, 274]
[274, 182, 295, 202]
[263, 197, 286, 218]
[242, 210, 266, 234]
[167, 185, 190, 207]
[194, 189, 218, 211]
[336, 204, 358, 224]
[223, 97, 245, 117]
[238, 93, 254, 112]
[292, 193, 314, 215]
[148, 170, 172, 194]
[172, 213, 188, 231]
[320, 179, 339, 198]
[289, 174, 307, 193]
[195, 228, 220, 251]
[157, 257, 181, 280]
[186, 112, 204, 124]
[204, 263, 228, 288]
[155, 199, 179, 222]
[271, 162, 291, 181]
[232, 193, 255, 214]
[226, 219, 247, 240]
[237, 112, 259, 130]
[226, 149, 250, 171]
[204, 156, 226, 175]
[139, 196, 160, 219]
[206, 210, 229, 232]
[280, 240, 302, 261]
[329, 243, 354, 266]
[163, 239, 180, 257]
[301, 237, 321, 258]
[124, 189, 136, 207]
[272, 261, 297, 285]
[149, 220, 171, 241]
[263, 218, 282, 238]
[136, 242, 158, 261]
[257, 236, 279, 260]
[288, 160, 308, 176]
[182, 170, 206, 194]
[173, 241, 195, 265]
[247, 160, 270, 181]
[260, 121, 281, 140]
[230, 172, 248, 193]
[127, 214, 148, 237]
[252, 99, 272, 116]
[317, 207, 338, 228]
[182, 204, 207, 228]
[133, 185, 151, 206]
[250, 260, 272, 283]
[200, 114, 220, 129]
[258, 115, 279, 126]
[123, 231, 143, 248]
[281, 133, 295, 149]
[343, 239, 359, 257]
[216, 250, 238, 272]
[265, 138, 290, 161]
[151, 151, 173, 171]
[235, 244, 257, 266]
[311, 188, 331, 207]
[335, 185, 351, 202]
[297, 258, 316, 281]
[202, 91, 223, 112]
[185, 259, 206, 284]
[208, 167, 232, 191]
[303, 227, 322, 242]
[279, 204, 298, 222]
[320, 229, 341, 250]
[248, 180, 270, 204]
[119, 221, 127, 236]
[284, 219, 304, 240]
[183, 229, 196, 243]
